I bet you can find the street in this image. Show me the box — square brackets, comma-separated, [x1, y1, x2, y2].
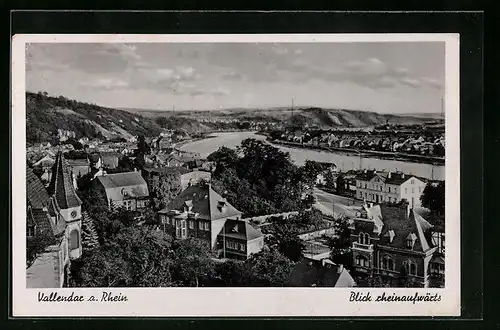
[313, 187, 363, 217]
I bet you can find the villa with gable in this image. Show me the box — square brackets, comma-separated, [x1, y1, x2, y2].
[350, 202, 445, 288]
[158, 182, 264, 260]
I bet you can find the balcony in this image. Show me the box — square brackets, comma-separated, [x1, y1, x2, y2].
[353, 242, 374, 252]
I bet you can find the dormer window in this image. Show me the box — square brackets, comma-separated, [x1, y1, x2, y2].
[184, 200, 193, 212]
[217, 200, 227, 212]
[406, 233, 417, 249]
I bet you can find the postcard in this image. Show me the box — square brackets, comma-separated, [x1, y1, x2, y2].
[12, 33, 460, 317]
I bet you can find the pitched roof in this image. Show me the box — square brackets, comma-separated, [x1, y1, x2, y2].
[143, 166, 190, 176]
[288, 258, 355, 287]
[355, 170, 423, 186]
[48, 152, 82, 209]
[164, 184, 242, 221]
[26, 165, 50, 209]
[220, 219, 263, 241]
[377, 205, 434, 252]
[96, 171, 147, 189]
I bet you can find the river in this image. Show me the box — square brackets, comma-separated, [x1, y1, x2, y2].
[179, 132, 445, 181]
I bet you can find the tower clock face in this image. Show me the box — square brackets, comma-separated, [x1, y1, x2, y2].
[71, 211, 77, 218]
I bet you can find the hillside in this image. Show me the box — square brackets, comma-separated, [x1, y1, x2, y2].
[126, 106, 439, 128]
[26, 92, 166, 144]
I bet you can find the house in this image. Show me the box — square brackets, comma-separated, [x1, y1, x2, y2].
[100, 152, 121, 169]
[288, 257, 356, 287]
[180, 170, 212, 190]
[157, 183, 264, 260]
[355, 170, 427, 208]
[26, 152, 83, 288]
[350, 203, 442, 288]
[93, 171, 149, 210]
[164, 154, 189, 167]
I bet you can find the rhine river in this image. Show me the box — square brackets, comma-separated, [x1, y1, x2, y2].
[179, 132, 445, 181]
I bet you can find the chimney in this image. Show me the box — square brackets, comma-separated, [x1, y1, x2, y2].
[401, 173, 405, 179]
[369, 203, 373, 208]
[388, 171, 392, 179]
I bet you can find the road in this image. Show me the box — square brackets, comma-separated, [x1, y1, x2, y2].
[313, 188, 363, 217]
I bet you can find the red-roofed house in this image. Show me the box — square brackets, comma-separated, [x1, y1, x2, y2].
[350, 203, 443, 287]
[158, 183, 264, 260]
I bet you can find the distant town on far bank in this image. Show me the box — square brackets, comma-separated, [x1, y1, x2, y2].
[26, 91, 445, 289]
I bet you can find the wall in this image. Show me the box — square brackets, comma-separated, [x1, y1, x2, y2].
[298, 227, 336, 241]
[26, 249, 62, 288]
[247, 236, 265, 257]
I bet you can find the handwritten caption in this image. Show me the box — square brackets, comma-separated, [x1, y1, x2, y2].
[349, 291, 442, 304]
[38, 291, 128, 303]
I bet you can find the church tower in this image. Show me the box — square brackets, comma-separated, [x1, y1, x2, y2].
[49, 151, 83, 260]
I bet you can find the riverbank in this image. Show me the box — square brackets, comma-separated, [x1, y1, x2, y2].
[269, 139, 445, 166]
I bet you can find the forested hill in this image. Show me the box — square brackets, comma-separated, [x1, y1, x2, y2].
[26, 92, 163, 144]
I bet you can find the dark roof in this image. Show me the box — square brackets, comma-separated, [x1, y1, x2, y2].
[26, 165, 50, 209]
[221, 219, 263, 241]
[143, 166, 190, 175]
[96, 171, 147, 189]
[163, 184, 241, 221]
[288, 258, 355, 287]
[355, 170, 424, 186]
[48, 152, 82, 209]
[377, 205, 433, 252]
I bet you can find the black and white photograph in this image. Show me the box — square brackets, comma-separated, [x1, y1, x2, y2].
[12, 34, 460, 317]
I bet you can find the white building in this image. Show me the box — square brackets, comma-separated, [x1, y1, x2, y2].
[355, 170, 428, 208]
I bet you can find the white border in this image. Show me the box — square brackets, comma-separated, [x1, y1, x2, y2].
[12, 34, 460, 317]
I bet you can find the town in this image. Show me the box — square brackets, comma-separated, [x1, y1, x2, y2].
[26, 120, 445, 289]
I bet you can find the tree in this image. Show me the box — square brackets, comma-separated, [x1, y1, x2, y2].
[325, 215, 353, 270]
[136, 135, 151, 156]
[211, 259, 248, 286]
[336, 174, 346, 194]
[78, 227, 174, 287]
[155, 116, 169, 128]
[269, 220, 305, 262]
[81, 211, 100, 253]
[244, 247, 295, 286]
[420, 182, 445, 215]
[207, 146, 239, 177]
[324, 170, 336, 190]
[150, 172, 182, 210]
[26, 233, 54, 268]
[299, 160, 324, 188]
[170, 238, 215, 287]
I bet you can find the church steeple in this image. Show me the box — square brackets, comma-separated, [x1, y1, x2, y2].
[49, 151, 82, 210]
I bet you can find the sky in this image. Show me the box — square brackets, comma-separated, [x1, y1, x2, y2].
[26, 42, 445, 114]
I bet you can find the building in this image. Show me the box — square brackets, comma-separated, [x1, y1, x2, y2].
[180, 170, 211, 190]
[93, 171, 149, 210]
[288, 257, 356, 287]
[158, 183, 264, 260]
[26, 151, 83, 288]
[350, 203, 443, 288]
[355, 170, 427, 208]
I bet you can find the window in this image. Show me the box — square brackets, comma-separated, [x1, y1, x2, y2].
[181, 221, 186, 237]
[204, 222, 209, 231]
[412, 188, 415, 194]
[405, 188, 407, 194]
[199, 221, 203, 230]
[388, 187, 391, 193]
[364, 192, 367, 199]
[411, 179, 415, 184]
[380, 185, 383, 191]
[381, 256, 395, 270]
[404, 260, 417, 276]
[189, 220, 194, 229]
[358, 232, 369, 245]
[355, 255, 369, 267]
[239, 243, 246, 252]
[69, 229, 79, 250]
